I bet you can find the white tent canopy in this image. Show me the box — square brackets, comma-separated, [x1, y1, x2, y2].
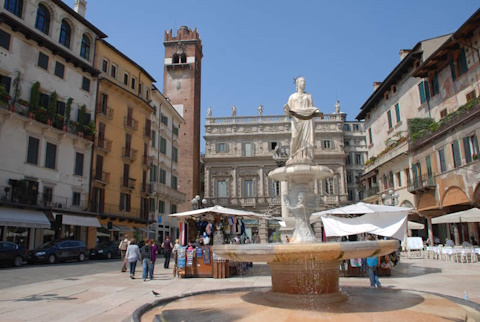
[408, 221, 425, 230]
[169, 205, 266, 220]
[311, 202, 411, 240]
[432, 208, 480, 224]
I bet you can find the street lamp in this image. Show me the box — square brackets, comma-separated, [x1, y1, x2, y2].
[191, 195, 208, 209]
[382, 189, 399, 206]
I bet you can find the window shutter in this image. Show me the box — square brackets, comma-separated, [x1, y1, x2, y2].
[418, 82, 426, 104]
[464, 137, 472, 163]
[450, 60, 457, 81]
[424, 80, 430, 100]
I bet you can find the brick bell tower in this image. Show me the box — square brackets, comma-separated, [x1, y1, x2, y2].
[163, 26, 203, 212]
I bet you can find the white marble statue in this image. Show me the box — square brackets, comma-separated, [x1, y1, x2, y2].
[207, 106, 212, 117]
[334, 100, 340, 114]
[283, 192, 316, 243]
[232, 105, 237, 117]
[257, 105, 264, 116]
[283, 77, 322, 164]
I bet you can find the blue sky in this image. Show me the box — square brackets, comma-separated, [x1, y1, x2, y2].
[80, 1, 478, 149]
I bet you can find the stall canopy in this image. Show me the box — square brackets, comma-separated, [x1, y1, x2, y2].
[311, 202, 411, 240]
[408, 221, 425, 230]
[432, 208, 480, 224]
[53, 213, 101, 227]
[169, 205, 266, 220]
[0, 207, 51, 228]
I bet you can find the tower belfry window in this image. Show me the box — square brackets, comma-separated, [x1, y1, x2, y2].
[181, 53, 187, 63]
[173, 54, 179, 64]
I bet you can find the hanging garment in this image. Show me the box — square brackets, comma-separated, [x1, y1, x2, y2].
[203, 246, 211, 265]
[186, 250, 194, 267]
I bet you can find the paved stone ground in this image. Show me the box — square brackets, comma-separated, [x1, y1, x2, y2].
[0, 255, 479, 321]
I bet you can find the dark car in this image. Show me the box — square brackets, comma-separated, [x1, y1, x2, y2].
[28, 240, 87, 264]
[89, 241, 121, 260]
[0, 241, 28, 267]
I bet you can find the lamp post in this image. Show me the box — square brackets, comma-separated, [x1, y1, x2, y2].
[191, 194, 208, 210]
[381, 189, 399, 206]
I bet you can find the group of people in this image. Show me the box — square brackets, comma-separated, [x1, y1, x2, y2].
[118, 235, 174, 281]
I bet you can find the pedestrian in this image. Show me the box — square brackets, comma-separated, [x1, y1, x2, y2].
[161, 235, 173, 269]
[366, 235, 381, 288]
[125, 238, 141, 279]
[141, 240, 153, 281]
[118, 234, 130, 272]
[286, 236, 290, 243]
[245, 236, 251, 244]
[150, 239, 158, 279]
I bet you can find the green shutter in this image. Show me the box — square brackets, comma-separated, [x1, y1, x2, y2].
[418, 82, 426, 104]
[464, 137, 472, 163]
[450, 60, 457, 81]
[424, 81, 430, 100]
[395, 104, 400, 123]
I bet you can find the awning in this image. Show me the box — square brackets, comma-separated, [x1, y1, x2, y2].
[53, 213, 101, 227]
[138, 227, 154, 234]
[0, 207, 51, 229]
[102, 224, 123, 232]
[432, 208, 480, 224]
[117, 225, 135, 232]
[408, 221, 425, 230]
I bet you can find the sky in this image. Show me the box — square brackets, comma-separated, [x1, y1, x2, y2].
[78, 1, 479, 151]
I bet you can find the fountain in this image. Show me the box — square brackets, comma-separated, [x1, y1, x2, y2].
[140, 77, 479, 321]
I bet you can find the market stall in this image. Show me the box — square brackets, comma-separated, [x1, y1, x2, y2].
[169, 205, 266, 278]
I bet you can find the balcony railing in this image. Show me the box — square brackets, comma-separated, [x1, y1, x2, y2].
[141, 183, 153, 194]
[0, 184, 87, 211]
[96, 138, 112, 152]
[93, 171, 110, 184]
[407, 173, 436, 194]
[151, 183, 186, 203]
[365, 185, 379, 198]
[124, 117, 138, 131]
[142, 156, 153, 168]
[122, 147, 138, 161]
[144, 126, 151, 138]
[121, 177, 136, 190]
[96, 104, 114, 119]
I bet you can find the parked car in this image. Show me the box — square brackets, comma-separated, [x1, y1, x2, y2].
[28, 240, 87, 264]
[89, 241, 121, 260]
[0, 241, 28, 267]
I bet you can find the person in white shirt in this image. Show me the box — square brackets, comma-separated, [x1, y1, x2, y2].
[445, 239, 455, 247]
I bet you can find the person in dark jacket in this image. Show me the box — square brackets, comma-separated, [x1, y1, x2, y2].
[161, 235, 173, 269]
[141, 240, 153, 281]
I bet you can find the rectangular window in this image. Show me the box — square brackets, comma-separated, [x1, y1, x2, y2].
[368, 128, 373, 145]
[389, 171, 394, 188]
[159, 168, 166, 184]
[217, 180, 227, 198]
[38, 52, 49, 70]
[54, 62, 65, 79]
[343, 124, 351, 131]
[440, 109, 447, 119]
[464, 134, 479, 164]
[348, 189, 354, 201]
[82, 77, 90, 92]
[346, 154, 352, 164]
[396, 172, 402, 187]
[353, 124, 360, 131]
[124, 73, 129, 85]
[139, 83, 143, 97]
[438, 148, 447, 172]
[216, 143, 227, 153]
[324, 178, 334, 195]
[395, 103, 401, 123]
[151, 130, 156, 148]
[72, 192, 81, 206]
[0, 29, 11, 50]
[172, 146, 178, 163]
[171, 175, 177, 190]
[102, 59, 108, 73]
[161, 114, 168, 126]
[119, 193, 131, 212]
[44, 142, 57, 169]
[432, 73, 440, 96]
[346, 171, 352, 183]
[452, 140, 461, 168]
[173, 125, 179, 136]
[243, 180, 254, 197]
[355, 153, 362, 165]
[0, 74, 11, 93]
[270, 180, 280, 197]
[43, 187, 53, 203]
[404, 168, 411, 185]
[243, 143, 254, 157]
[57, 101, 65, 116]
[110, 64, 117, 78]
[457, 48, 468, 76]
[387, 110, 393, 129]
[27, 137, 40, 165]
[160, 137, 167, 154]
[131, 77, 136, 90]
[150, 164, 158, 182]
[418, 80, 430, 104]
[158, 200, 165, 214]
[450, 59, 457, 81]
[322, 140, 331, 149]
[149, 198, 156, 212]
[74, 152, 84, 176]
[171, 204, 177, 214]
[426, 155, 433, 185]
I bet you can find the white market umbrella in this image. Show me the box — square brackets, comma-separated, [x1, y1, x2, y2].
[432, 208, 480, 224]
[169, 205, 266, 220]
[408, 221, 425, 230]
[311, 202, 412, 240]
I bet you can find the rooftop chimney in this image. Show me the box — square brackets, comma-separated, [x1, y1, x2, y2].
[74, 0, 87, 18]
[399, 49, 411, 61]
[373, 82, 382, 91]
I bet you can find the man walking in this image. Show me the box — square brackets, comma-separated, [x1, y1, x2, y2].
[119, 234, 129, 272]
[161, 235, 173, 269]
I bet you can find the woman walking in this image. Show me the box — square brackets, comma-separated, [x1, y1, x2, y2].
[150, 239, 158, 280]
[125, 238, 141, 279]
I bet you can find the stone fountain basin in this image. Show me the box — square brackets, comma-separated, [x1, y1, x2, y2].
[212, 240, 399, 263]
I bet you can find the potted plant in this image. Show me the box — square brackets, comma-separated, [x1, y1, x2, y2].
[47, 91, 58, 126]
[10, 71, 21, 112]
[76, 104, 86, 137]
[84, 121, 96, 141]
[29, 81, 41, 119]
[65, 98, 73, 131]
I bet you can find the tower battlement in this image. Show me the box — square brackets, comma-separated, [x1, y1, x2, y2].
[165, 26, 201, 42]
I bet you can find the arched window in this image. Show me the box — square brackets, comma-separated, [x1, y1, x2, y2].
[4, 0, 23, 18]
[35, 4, 50, 35]
[59, 20, 71, 48]
[80, 34, 90, 60]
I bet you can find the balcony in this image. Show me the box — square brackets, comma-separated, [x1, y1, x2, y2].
[121, 177, 136, 190]
[240, 197, 256, 207]
[151, 183, 186, 203]
[142, 155, 153, 169]
[93, 171, 110, 184]
[122, 147, 138, 162]
[124, 117, 138, 131]
[365, 185, 379, 198]
[96, 104, 114, 120]
[407, 173, 436, 194]
[144, 126, 151, 139]
[141, 183, 153, 195]
[96, 138, 112, 153]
